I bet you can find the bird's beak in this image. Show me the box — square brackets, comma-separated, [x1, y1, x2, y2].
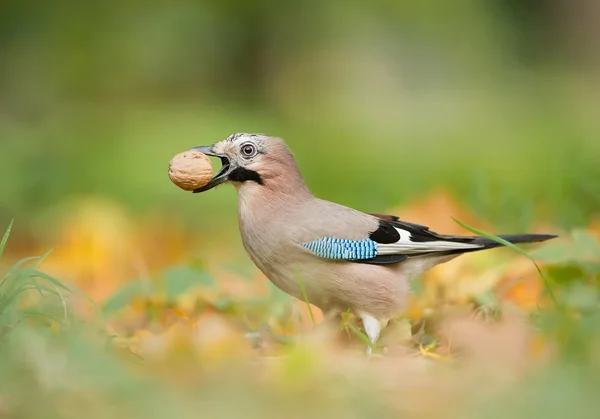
[189, 145, 234, 193]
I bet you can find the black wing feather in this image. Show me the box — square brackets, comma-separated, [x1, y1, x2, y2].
[357, 254, 409, 265]
[368, 219, 400, 244]
[369, 213, 474, 244]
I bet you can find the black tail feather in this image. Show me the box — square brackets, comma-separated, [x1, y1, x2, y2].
[472, 233, 558, 249]
[421, 233, 558, 259]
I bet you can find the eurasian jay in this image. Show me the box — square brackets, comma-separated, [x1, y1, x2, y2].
[192, 133, 556, 351]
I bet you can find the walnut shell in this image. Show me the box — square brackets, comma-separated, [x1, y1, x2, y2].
[168, 151, 213, 191]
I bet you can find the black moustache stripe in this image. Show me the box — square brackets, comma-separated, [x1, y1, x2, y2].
[228, 167, 264, 185]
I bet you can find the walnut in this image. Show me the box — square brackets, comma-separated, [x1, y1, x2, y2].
[168, 151, 213, 191]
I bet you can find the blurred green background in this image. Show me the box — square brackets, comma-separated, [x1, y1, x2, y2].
[1, 0, 599, 241]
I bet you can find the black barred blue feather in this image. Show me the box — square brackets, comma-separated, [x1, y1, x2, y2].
[301, 238, 379, 260]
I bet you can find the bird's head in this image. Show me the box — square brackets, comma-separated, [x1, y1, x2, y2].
[191, 133, 304, 193]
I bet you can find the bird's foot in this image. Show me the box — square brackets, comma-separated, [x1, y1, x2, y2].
[359, 312, 385, 355]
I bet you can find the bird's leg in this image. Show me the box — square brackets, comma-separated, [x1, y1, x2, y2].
[359, 312, 381, 355]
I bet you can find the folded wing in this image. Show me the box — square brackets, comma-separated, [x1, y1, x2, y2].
[299, 213, 555, 265]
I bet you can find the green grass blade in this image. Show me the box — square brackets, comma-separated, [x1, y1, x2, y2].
[0, 282, 39, 311]
[452, 217, 560, 309]
[9, 256, 39, 269]
[2, 250, 53, 296]
[295, 267, 316, 326]
[4, 256, 40, 280]
[4, 271, 58, 299]
[0, 274, 25, 310]
[28, 249, 54, 297]
[15, 279, 61, 297]
[348, 325, 375, 350]
[31, 249, 52, 269]
[0, 219, 14, 261]
[23, 269, 71, 291]
[68, 281, 101, 311]
[52, 284, 69, 323]
[339, 308, 351, 330]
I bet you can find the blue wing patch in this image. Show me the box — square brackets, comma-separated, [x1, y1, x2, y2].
[300, 238, 379, 260]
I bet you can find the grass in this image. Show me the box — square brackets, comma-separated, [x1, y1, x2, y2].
[0, 219, 12, 260]
[1, 218, 600, 418]
[295, 267, 316, 326]
[0, 222, 70, 333]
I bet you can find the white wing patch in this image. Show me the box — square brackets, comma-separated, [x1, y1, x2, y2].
[376, 227, 483, 255]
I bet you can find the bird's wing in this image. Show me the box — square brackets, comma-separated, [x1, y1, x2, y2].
[299, 212, 484, 265]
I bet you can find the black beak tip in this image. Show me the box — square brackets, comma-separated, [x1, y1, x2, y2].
[192, 185, 211, 193]
[190, 145, 216, 156]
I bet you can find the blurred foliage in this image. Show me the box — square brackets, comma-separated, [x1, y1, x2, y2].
[1, 1, 600, 418]
[0, 202, 600, 418]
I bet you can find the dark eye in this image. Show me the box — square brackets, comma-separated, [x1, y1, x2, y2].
[241, 143, 257, 158]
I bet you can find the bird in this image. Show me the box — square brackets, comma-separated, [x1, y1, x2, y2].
[191, 133, 557, 352]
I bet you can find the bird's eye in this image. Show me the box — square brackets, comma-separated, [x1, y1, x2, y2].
[240, 143, 257, 158]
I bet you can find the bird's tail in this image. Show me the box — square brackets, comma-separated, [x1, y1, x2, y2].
[471, 233, 557, 250]
[426, 233, 557, 258]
